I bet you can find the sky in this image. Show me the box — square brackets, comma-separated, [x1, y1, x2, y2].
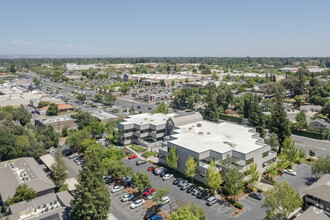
[1, 0, 330, 57]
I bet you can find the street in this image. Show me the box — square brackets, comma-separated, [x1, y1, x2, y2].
[292, 135, 330, 157]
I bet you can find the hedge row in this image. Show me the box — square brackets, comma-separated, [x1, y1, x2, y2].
[292, 129, 328, 140]
[219, 114, 243, 124]
[234, 202, 243, 209]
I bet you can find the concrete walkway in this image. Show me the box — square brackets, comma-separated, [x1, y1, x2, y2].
[255, 181, 273, 192]
[108, 213, 118, 220]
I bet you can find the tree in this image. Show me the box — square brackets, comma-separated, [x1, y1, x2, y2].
[65, 128, 92, 152]
[270, 98, 291, 153]
[62, 127, 68, 137]
[10, 63, 16, 73]
[166, 146, 178, 175]
[205, 160, 222, 194]
[185, 156, 197, 184]
[265, 133, 280, 152]
[12, 105, 32, 126]
[152, 188, 170, 205]
[171, 80, 175, 86]
[262, 181, 302, 220]
[94, 94, 103, 102]
[46, 103, 59, 116]
[312, 156, 330, 178]
[70, 150, 110, 219]
[14, 135, 30, 157]
[223, 168, 245, 201]
[295, 111, 307, 129]
[243, 96, 251, 118]
[6, 184, 37, 206]
[89, 121, 105, 138]
[297, 148, 306, 162]
[76, 94, 86, 102]
[132, 171, 152, 194]
[152, 102, 169, 114]
[283, 137, 298, 168]
[170, 203, 205, 220]
[73, 111, 97, 129]
[51, 150, 68, 188]
[103, 158, 133, 178]
[246, 163, 260, 188]
[321, 101, 330, 119]
[294, 96, 302, 107]
[248, 95, 265, 137]
[104, 94, 117, 105]
[38, 101, 50, 108]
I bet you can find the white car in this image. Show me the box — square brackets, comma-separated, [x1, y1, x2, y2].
[47, 148, 55, 153]
[147, 192, 155, 200]
[68, 153, 78, 159]
[130, 199, 145, 209]
[111, 185, 124, 193]
[284, 169, 297, 176]
[162, 174, 174, 181]
[157, 196, 170, 206]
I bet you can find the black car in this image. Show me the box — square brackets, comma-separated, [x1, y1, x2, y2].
[249, 192, 262, 200]
[186, 185, 196, 193]
[196, 190, 209, 199]
[173, 178, 182, 185]
[160, 171, 167, 177]
[144, 209, 158, 220]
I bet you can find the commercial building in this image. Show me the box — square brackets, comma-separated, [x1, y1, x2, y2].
[89, 110, 120, 123]
[127, 73, 202, 86]
[304, 174, 330, 216]
[30, 97, 63, 108]
[7, 190, 73, 220]
[35, 115, 76, 132]
[64, 63, 96, 71]
[0, 157, 55, 205]
[41, 103, 75, 114]
[159, 120, 276, 178]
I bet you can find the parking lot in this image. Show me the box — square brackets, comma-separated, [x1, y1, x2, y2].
[275, 163, 314, 194]
[119, 157, 267, 220]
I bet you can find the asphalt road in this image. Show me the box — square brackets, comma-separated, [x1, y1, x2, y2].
[292, 135, 330, 156]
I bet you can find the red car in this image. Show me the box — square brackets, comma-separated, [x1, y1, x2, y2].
[128, 154, 137, 160]
[148, 166, 157, 172]
[143, 188, 155, 196]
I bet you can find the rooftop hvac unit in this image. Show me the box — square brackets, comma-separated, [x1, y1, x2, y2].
[53, 200, 57, 205]
[197, 123, 202, 127]
[42, 204, 46, 208]
[50, 206, 54, 210]
[198, 132, 203, 135]
[207, 132, 211, 135]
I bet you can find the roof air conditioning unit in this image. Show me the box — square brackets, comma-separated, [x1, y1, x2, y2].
[207, 132, 211, 135]
[197, 123, 202, 127]
[198, 132, 203, 135]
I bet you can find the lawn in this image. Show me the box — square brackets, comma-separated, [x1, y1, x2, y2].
[142, 151, 157, 158]
[131, 145, 147, 152]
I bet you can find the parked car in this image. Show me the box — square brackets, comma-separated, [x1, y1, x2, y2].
[249, 192, 262, 200]
[128, 154, 137, 160]
[130, 199, 145, 209]
[160, 171, 167, 178]
[162, 174, 174, 181]
[173, 178, 182, 185]
[150, 215, 163, 220]
[186, 185, 196, 193]
[68, 153, 78, 159]
[144, 210, 158, 220]
[284, 169, 297, 176]
[157, 196, 170, 206]
[103, 176, 113, 185]
[143, 188, 156, 196]
[121, 194, 134, 202]
[206, 197, 218, 206]
[148, 166, 156, 172]
[147, 192, 156, 200]
[154, 167, 164, 175]
[47, 148, 55, 153]
[136, 159, 147, 165]
[111, 185, 124, 193]
[178, 180, 188, 187]
[181, 183, 191, 191]
[196, 190, 208, 199]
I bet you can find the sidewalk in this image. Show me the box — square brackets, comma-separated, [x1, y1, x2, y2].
[108, 213, 118, 220]
[255, 181, 273, 192]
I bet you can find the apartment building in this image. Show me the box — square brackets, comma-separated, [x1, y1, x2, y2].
[159, 119, 276, 180]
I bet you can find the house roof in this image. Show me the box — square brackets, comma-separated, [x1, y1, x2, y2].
[0, 157, 55, 202]
[39, 154, 55, 170]
[41, 103, 74, 111]
[304, 174, 330, 203]
[295, 206, 329, 220]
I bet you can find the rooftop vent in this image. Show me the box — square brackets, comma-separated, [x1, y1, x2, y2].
[207, 132, 211, 135]
[198, 132, 203, 135]
[197, 123, 202, 127]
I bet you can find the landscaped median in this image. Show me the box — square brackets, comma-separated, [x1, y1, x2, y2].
[130, 144, 147, 152]
[142, 151, 158, 158]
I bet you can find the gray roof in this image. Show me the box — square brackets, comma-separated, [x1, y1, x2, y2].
[310, 119, 330, 129]
[0, 157, 55, 202]
[169, 112, 203, 127]
[304, 174, 330, 203]
[295, 206, 329, 220]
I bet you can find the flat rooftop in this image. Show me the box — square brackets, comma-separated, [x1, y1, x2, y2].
[89, 110, 118, 120]
[169, 120, 267, 155]
[38, 115, 74, 124]
[121, 113, 177, 126]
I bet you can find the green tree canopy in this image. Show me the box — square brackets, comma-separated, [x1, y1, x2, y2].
[132, 171, 152, 193]
[70, 150, 110, 219]
[205, 160, 223, 193]
[246, 163, 260, 188]
[295, 111, 307, 129]
[223, 168, 245, 201]
[262, 181, 302, 220]
[46, 103, 59, 116]
[12, 105, 32, 126]
[6, 184, 37, 206]
[38, 101, 50, 108]
[76, 94, 87, 102]
[51, 150, 68, 188]
[166, 146, 179, 175]
[152, 102, 169, 114]
[104, 94, 117, 105]
[185, 156, 197, 184]
[170, 203, 205, 220]
[312, 156, 330, 178]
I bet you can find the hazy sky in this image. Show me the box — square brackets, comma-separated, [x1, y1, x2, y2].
[1, 0, 330, 57]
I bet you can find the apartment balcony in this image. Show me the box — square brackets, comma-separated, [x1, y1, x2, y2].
[262, 151, 277, 162]
[122, 132, 133, 137]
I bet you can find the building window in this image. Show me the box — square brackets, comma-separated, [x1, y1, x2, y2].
[246, 158, 254, 165]
[262, 151, 269, 158]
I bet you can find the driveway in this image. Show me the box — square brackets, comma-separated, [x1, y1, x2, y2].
[292, 135, 330, 157]
[117, 158, 267, 220]
[274, 163, 315, 195]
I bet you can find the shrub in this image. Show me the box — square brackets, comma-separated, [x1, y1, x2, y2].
[142, 151, 157, 158]
[130, 145, 147, 152]
[309, 150, 315, 157]
[234, 202, 243, 209]
[257, 188, 263, 193]
[292, 129, 327, 140]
